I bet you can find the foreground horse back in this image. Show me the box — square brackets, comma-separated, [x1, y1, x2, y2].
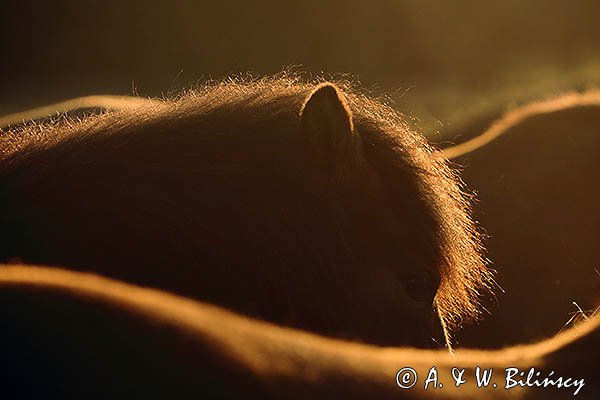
[0, 265, 597, 399]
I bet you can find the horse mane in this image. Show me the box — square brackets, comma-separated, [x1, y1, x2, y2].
[0, 73, 493, 343]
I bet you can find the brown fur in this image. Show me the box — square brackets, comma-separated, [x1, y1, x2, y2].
[0, 95, 161, 129]
[0, 265, 597, 399]
[442, 89, 600, 159]
[442, 92, 600, 347]
[0, 75, 492, 345]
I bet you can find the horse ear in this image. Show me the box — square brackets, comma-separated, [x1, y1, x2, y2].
[300, 83, 361, 178]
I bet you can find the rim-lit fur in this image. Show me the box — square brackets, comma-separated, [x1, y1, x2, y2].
[0, 74, 493, 341]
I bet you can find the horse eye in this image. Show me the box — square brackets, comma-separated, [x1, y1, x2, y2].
[397, 272, 436, 303]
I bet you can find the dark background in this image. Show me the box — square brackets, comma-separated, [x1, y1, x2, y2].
[1, 0, 599, 140]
